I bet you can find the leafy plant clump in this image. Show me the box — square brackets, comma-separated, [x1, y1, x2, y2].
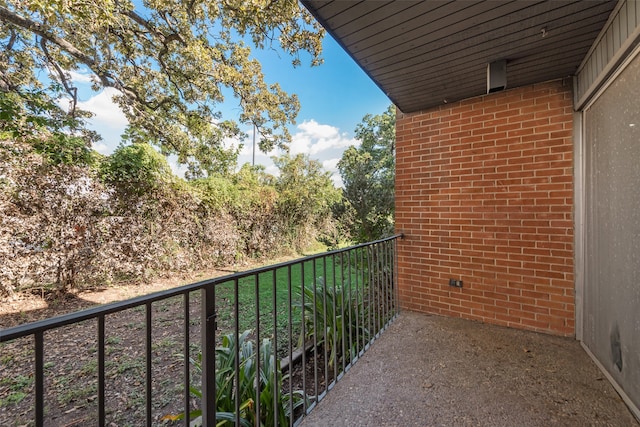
[165, 330, 305, 427]
[100, 143, 174, 196]
[296, 277, 367, 370]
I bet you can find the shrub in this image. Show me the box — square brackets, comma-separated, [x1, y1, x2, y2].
[165, 330, 305, 426]
[296, 277, 366, 369]
[100, 143, 173, 196]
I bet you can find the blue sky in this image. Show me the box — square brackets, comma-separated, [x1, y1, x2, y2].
[74, 33, 391, 186]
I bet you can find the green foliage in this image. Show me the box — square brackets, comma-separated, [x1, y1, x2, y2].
[191, 164, 277, 214]
[190, 175, 240, 212]
[0, 89, 99, 165]
[296, 277, 365, 369]
[273, 153, 342, 249]
[0, 373, 32, 406]
[338, 105, 396, 243]
[100, 143, 173, 196]
[31, 135, 101, 167]
[1, 0, 324, 175]
[165, 330, 305, 427]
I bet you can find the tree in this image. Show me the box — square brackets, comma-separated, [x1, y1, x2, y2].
[273, 153, 341, 249]
[0, 0, 324, 173]
[338, 105, 395, 243]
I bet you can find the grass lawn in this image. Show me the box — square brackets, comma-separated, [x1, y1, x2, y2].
[214, 251, 365, 357]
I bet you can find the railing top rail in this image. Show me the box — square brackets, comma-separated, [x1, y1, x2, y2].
[0, 234, 402, 343]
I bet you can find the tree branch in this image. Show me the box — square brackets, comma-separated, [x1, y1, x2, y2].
[0, 6, 96, 68]
[40, 38, 78, 116]
[0, 6, 155, 110]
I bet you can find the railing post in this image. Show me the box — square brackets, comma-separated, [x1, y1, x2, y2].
[201, 285, 216, 426]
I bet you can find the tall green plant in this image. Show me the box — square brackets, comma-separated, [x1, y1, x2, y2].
[165, 330, 305, 426]
[296, 278, 366, 369]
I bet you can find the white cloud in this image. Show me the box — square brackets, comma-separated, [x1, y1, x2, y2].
[93, 142, 111, 155]
[290, 119, 358, 156]
[78, 87, 128, 129]
[76, 88, 129, 153]
[68, 69, 94, 84]
[322, 158, 340, 172]
[297, 120, 339, 139]
[237, 120, 358, 187]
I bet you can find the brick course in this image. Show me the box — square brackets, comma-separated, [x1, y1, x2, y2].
[395, 79, 574, 336]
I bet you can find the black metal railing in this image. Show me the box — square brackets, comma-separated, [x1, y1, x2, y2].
[0, 235, 401, 426]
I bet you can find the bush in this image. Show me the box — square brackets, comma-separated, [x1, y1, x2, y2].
[0, 139, 342, 296]
[100, 143, 173, 196]
[296, 277, 365, 369]
[164, 330, 305, 426]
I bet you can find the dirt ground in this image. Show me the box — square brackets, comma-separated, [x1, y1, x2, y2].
[301, 311, 640, 427]
[0, 262, 265, 328]
[0, 258, 301, 427]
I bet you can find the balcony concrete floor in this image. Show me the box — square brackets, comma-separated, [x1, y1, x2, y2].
[300, 311, 639, 426]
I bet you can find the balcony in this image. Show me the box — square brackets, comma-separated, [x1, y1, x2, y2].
[1, 234, 638, 426]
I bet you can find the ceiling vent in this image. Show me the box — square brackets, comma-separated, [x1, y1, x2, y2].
[487, 60, 507, 93]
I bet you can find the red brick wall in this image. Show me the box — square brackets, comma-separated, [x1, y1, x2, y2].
[395, 79, 575, 336]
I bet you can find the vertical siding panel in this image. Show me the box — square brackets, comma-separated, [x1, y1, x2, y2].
[613, 11, 621, 53]
[575, 0, 640, 106]
[627, 0, 635, 35]
[607, 26, 614, 59]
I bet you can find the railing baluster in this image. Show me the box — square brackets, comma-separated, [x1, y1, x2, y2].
[98, 315, 105, 427]
[34, 331, 44, 427]
[372, 243, 377, 335]
[384, 241, 389, 321]
[383, 242, 388, 328]
[366, 246, 371, 343]
[331, 252, 338, 384]
[390, 240, 396, 319]
[322, 255, 328, 396]
[340, 252, 346, 374]
[394, 237, 400, 315]
[347, 250, 353, 365]
[385, 242, 390, 322]
[300, 261, 307, 413]
[353, 248, 358, 355]
[146, 302, 152, 427]
[378, 242, 382, 329]
[271, 268, 279, 427]
[234, 278, 240, 426]
[201, 284, 216, 426]
[255, 273, 261, 425]
[312, 258, 318, 400]
[183, 292, 190, 427]
[287, 264, 293, 426]
[358, 247, 364, 353]
[356, 248, 362, 351]
[387, 241, 392, 323]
